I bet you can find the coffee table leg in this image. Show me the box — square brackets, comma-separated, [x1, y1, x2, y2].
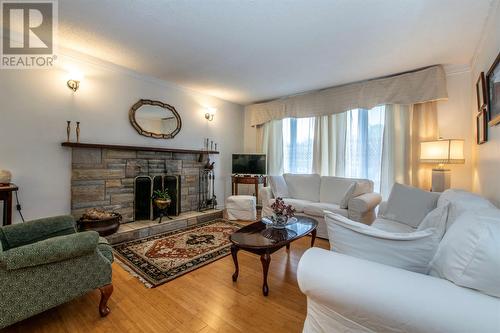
[231, 245, 239, 282]
[260, 251, 271, 296]
[310, 229, 317, 247]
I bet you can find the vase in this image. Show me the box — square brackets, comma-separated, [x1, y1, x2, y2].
[66, 120, 71, 142]
[76, 122, 81, 143]
[271, 214, 288, 229]
[154, 198, 171, 210]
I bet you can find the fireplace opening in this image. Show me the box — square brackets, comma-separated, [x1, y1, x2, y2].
[134, 175, 181, 221]
[152, 175, 181, 220]
[134, 176, 152, 221]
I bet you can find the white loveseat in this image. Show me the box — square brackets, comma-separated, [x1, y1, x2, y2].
[259, 174, 382, 238]
[297, 189, 500, 333]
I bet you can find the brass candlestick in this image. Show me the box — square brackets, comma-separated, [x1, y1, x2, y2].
[66, 121, 71, 142]
[76, 122, 81, 143]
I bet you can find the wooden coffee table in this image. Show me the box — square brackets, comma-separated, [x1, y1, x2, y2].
[230, 216, 318, 296]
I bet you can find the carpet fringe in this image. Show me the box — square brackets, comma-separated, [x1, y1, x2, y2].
[113, 257, 153, 288]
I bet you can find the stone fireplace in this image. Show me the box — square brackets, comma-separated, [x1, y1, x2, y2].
[70, 145, 210, 223]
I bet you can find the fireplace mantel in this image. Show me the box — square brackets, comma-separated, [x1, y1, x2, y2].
[61, 142, 219, 154]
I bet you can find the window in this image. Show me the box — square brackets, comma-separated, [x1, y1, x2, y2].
[276, 106, 385, 191]
[344, 106, 385, 192]
[283, 117, 315, 173]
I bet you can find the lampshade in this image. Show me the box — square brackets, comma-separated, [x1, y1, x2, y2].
[420, 139, 465, 164]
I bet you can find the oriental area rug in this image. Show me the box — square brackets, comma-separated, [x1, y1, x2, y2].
[113, 220, 242, 288]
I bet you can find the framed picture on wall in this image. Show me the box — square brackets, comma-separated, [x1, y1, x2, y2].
[476, 72, 487, 110]
[486, 52, 500, 126]
[476, 106, 488, 144]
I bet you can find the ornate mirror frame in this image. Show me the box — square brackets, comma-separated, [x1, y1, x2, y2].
[129, 99, 182, 139]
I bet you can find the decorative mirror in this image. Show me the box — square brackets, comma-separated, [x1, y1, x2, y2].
[129, 99, 182, 139]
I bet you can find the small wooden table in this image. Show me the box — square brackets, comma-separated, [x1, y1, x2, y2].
[230, 216, 317, 296]
[0, 184, 18, 226]
[231, 175, 267, 204]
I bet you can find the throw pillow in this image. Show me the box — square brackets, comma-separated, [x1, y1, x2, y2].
[268, 175, 289, 198]
[429, 209, 500, 298]
[339, 182, 356, 209]
[324, 211, 441, 274]
[381, 183, 440, 228]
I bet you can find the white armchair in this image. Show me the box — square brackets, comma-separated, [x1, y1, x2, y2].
[298, 248, 500, 333]
[298, 188, 500, 333]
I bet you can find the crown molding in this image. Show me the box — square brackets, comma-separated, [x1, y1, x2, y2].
[471, 0, 500, 69]
[443, 64, 471, 76]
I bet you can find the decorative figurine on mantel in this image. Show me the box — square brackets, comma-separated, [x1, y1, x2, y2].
[66, 120, 71, 142]
[76, 121, 81, 143]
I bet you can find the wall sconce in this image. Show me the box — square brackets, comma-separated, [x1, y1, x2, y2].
[67, 70, 83, 92]
[205, 107, 216, 121]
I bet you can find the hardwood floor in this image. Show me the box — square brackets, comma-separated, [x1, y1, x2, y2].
[2, 224, 329, 333]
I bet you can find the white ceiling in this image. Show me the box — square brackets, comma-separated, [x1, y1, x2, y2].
[58, 0, 495, 105]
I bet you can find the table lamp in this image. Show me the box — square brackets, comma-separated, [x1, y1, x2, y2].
[0, 169, 11, 186]
[420, 139, 465, 192]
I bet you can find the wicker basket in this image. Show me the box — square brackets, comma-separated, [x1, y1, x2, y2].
[77, 213, 122, 236]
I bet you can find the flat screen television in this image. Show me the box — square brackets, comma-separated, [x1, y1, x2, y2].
[232, 154, 267, 175]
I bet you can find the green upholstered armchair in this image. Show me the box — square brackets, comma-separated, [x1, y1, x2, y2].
[0, 215, 113, 329]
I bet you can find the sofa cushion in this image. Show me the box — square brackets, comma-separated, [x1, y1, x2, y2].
[268, 198, 312, 213]
[268, 175, 290, 198]
[371, 218, 416, 233]
[437, 189, 495, 230]
[381, 183, 440, 228]
[284, 173, 321, 202]
[429, 209, 500, 298]
[325, 212, 441, 274]
[304, 202, 348, 218]
[319, 176, 356, 207]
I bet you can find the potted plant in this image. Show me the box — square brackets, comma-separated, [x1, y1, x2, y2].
[152, 189, 171, 210]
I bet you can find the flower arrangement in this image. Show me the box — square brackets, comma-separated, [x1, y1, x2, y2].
[271, 197, 295, 219]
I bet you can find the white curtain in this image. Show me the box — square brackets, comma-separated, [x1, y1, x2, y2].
[262, 120, 284, 175]
[380, 104, 412, 198]
[380, 102, 438, 198]
[312, 113, 347, 176]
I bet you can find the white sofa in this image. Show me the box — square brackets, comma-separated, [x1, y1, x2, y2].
[259, 174, 382, 238]
[298, 189, 500, 333]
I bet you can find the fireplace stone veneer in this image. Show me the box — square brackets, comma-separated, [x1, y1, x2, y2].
[70, 147, 207, 223]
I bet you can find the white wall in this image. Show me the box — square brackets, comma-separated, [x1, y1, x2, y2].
[437, 67, 474, 191]
[0, 51, 244, 223]
[471, 1, 500, 205]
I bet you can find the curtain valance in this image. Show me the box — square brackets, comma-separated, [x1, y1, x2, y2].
[246, 65, 448, 126]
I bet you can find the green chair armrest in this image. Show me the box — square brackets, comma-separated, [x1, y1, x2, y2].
[0, 215, 76, 251]
[0, 231, 99, 271]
